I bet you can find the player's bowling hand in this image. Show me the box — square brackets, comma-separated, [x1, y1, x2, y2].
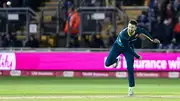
[135, 34, 139, 38]
[138, 56, 142, 60]
[153, 38, 160, 44]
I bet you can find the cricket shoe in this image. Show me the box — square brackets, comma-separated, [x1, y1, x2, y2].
[113, 56, 121, 68]
[128, 89, 134, 96]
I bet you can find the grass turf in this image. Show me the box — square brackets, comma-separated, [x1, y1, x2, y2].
[0, 77, 179, 101]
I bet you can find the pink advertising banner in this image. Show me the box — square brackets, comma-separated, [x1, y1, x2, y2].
[0, 53, 16, 70]
[15, 52, 180, 71]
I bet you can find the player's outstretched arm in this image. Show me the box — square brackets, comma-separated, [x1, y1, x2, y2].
[137, 27, 161, 44]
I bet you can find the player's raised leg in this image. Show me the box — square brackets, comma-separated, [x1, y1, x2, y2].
[123, 51, 135, 96]
[105, 42, 122, 68]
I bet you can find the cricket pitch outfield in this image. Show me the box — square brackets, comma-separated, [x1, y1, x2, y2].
[0, 77, 179, 101]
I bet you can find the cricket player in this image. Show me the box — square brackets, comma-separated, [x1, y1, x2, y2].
[105, 20, 160, 96]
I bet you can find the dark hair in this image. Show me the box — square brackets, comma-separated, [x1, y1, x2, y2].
[129, 20, 137, 26]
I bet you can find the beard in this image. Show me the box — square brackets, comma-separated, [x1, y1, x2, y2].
[129, 30, 135, 35]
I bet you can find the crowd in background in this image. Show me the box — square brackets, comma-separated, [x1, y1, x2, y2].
[0, 0, 180, 49]
[63, 0, 180, 49]
[137, 0, 180, 49]
[0, 33, 39, 48]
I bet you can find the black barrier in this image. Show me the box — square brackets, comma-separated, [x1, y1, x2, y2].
[0, 7, 38, 40]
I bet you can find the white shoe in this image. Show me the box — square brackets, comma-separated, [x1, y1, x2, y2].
[128, 89, 134, 96]
[113, 56, 121, 68]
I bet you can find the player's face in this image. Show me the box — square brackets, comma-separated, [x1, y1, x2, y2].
[128, 23, 137, 35]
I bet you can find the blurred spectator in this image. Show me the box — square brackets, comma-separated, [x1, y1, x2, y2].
[63, 0, 73, 19]
[151, 17, 167, 48]
[149, 0, 161, 19]
[161, 0, 176, 24]
[175, 0, 180, 20]
[148, 0, 161, 39]
[149, 0, 160, 8]
[90, 34, 105, 48]
[173, 16, 180, 48]
[12, 33, 23, 47]
[82, 34, 92, 47]
[2, 33, 15, 47]
[164, 3, 175, 45]
[108, 32, 117, 47]
[137, 11, 150, 30]
[64, 6, 80, 47]
[1, 0, 7, 8]
[148, 0, 177, 48]
[152, 0, 176, 48]
[25, 35, 39, 48]
[174, 0, 180, 11]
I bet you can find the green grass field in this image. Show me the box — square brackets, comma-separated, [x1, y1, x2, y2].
[0, 77, 180, 101]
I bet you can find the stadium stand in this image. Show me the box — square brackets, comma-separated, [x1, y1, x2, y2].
[0, 0, 179, 49]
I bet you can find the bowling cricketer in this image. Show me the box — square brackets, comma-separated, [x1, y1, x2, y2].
[105, 19, 160, 96]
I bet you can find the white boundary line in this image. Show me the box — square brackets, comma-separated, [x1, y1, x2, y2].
[0, 95, 180, 100]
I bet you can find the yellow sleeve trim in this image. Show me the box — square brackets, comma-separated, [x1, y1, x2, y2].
[141, 34, 153, 42]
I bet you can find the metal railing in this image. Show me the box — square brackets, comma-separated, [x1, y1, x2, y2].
[64, 7, 128, 47]
[55, 0, 129, 47]
[0, 7, 37, 16]
[78, 7, 117, 34]
[44, 3, 153, 48]
[0, 7, 38, 40]
[56, 0, 66, 34]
